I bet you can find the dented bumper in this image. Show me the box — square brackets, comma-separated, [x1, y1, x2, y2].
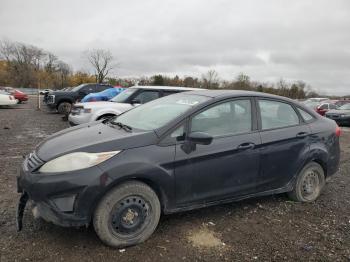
[16, 162, 108, 229]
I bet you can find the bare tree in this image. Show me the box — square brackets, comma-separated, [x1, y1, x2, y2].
[85, 49, 114, 83]
[202, 69, 219, 89]
[0, 39, 45, 87]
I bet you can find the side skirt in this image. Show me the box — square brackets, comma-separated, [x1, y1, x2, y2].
[163, 183, 293, 215]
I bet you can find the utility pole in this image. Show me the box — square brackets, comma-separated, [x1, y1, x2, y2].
[37, 77, 41, 110]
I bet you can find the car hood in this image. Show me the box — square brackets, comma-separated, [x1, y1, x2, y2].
[36, 121, 157, 161]
[326, 109, 350, 115]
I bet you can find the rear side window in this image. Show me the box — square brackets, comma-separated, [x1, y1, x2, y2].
[329, 104, 337, 109]
[96, 85, 110, 92]
[297, 108, 314, 122]
[191, 99, 252, 137]
[319, 103, 328, 110]
[259, 100, 299, 130]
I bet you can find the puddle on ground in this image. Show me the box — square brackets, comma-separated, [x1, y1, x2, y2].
[188, 227, 224, 248]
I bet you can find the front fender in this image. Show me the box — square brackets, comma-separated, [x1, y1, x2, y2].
[94, 145, 176, 214]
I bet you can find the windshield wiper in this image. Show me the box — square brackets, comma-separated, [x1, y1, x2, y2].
[110, 121, 132, 132]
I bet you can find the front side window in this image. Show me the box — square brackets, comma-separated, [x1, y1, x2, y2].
[259, 100, 299, 130]
[110, 88, 137, 103]
[190, 99, 252, 137]
[319, 103, 328, 110]
[133, 91, 160, 103]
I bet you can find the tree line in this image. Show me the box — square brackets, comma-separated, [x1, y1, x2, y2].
[0, 39, 322, 99]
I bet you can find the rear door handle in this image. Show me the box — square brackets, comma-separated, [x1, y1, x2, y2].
[237, 143, 255, 150]
[296, 132, 309, 138]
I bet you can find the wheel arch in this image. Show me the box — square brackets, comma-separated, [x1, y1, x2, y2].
[89, 176, 169, 224]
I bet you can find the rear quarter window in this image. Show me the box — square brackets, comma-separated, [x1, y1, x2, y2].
[297, 107, 315, 122]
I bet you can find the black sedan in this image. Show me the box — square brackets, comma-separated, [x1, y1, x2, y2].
[17, 90, 341, 248]
[325, 103, 350, 126]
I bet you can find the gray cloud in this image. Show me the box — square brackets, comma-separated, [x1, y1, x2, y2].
[0, 0, 349, 94]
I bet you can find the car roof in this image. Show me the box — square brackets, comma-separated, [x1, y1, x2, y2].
[129, 86, 204, 91]
[183, 89, 296, 102]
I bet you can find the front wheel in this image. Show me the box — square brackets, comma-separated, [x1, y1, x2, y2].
[288, 162, 325, 202]
[57, 102, 72, 114]
[93, 181, 161, 248]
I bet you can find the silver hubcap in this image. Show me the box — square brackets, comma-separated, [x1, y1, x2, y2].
[301, 170, 320, 201]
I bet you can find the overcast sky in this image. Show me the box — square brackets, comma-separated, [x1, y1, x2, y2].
[0, 0, 349, 94]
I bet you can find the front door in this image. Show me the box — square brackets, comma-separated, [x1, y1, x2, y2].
[174, 98, 261, 206]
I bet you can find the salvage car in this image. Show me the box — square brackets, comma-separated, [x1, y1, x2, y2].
[325, 103, 350, 126]
[17, 90, 341, 248]
[68, 86, 202, 125]
[0, 90, 17, 106]
[44, 83, 114, 114]
[315, 102, 338, 116]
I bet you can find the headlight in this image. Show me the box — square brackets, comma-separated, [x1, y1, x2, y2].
[83, 108, 92, 113]
[39, 151, 121, 173]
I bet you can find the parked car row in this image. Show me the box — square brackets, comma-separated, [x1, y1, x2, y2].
[0, 86, 28, 104]
[18, 89, 341, 248]
[302, 98, 350, 125]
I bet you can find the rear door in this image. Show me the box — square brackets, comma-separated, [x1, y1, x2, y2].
[256, 98, 311, 192]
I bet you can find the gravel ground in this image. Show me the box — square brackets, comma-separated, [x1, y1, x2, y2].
[0, 97, 349, 262]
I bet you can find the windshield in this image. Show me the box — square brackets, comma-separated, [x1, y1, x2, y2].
[71, 84, 86, 92]
[112, 94, 210, 130]
[110, 88, 137, 103]
[339, 104, 350, 110]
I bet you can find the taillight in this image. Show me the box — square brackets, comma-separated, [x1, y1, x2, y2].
[335, 125, 341, 137]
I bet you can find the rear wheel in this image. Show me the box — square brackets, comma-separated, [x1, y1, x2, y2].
[57, 102, 72, 114]
[93, 181, 161, 248]
[288, 162, 325, 202]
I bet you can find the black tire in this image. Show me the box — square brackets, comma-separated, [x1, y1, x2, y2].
[57, 102, 72, 114]
[93, 181, 161, 248]
[288, 162, 325, 202]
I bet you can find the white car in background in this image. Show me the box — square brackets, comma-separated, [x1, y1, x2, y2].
[0, 90, 17, 106]
[68, 86, 203, 125]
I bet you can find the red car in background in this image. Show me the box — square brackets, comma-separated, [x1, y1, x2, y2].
[316, 102, 338, 116]
[0, 87, 28, 103]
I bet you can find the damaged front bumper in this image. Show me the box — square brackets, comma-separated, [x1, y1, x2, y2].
[16, 160, 109, 230]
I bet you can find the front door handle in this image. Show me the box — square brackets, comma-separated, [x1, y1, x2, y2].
[237, 143, 255, 150]
[296, 132, 309, 138]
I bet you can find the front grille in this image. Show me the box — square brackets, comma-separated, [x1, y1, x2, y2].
[46, 95, 55, 104]
[27, 152, 44, 171]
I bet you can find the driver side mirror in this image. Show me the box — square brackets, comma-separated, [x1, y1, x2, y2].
[131, 99, 141, 105]
[187, 132, 213, 145]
